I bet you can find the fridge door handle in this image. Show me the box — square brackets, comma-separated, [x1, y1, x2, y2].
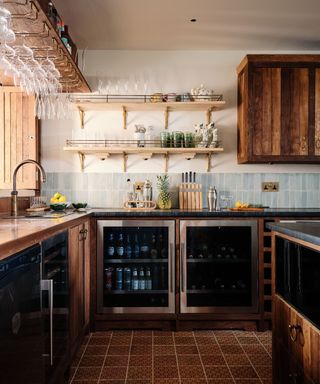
[41, 279, 54, 366]
[180, 243, 185, 292]
[170, 243, 174, 293]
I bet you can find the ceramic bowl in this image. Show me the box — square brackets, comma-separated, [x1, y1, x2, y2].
[50, 203, 68, 211]
[72, 202, 88, 209]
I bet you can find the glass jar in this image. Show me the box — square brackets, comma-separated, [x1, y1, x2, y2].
[173, 131, 184, 148]
[160, 131, 172, 148]
[184, 132, 194, 148]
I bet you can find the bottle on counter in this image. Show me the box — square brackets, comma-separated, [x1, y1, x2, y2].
[106, 233, 115, 258]
[116, 233, 124, 258]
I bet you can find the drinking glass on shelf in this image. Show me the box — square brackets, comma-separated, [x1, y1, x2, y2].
[219, 191, 233, 210]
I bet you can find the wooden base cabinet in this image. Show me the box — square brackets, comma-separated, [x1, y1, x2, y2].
[273, 295, 320, 384]
[69, 220, 90, 357]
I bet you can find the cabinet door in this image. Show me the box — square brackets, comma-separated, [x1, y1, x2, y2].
[251, 67, 309, 159]
[0, 87, 38, 189]
[315, 69, 320, 156]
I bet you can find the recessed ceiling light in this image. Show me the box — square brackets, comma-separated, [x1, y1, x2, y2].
[190, 18, 197, 22]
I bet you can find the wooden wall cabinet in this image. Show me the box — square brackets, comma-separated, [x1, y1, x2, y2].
[237, 55, 320, 163]
[0, 87, 38, 189]
[69, 220, 90, 357]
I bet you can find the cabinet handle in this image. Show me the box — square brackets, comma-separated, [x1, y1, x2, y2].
[180, 243, 185, 293]
[79, 228, 88, 241]
[170, 243, 174, 293]
[289, 324, 297, 341]
[41, 279, 54, 366]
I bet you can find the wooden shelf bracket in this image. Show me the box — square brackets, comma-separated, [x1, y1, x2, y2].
[206, 107, 214, 125]
[123, 152, 128, 172]
[183, 152, 197, 160]
[78, 152, 85, 172]
[164, 106, 169, 129]
[78, 107, 85, 129]
[122, 106, 127, 129]
[139, 152, 153, 161]
[207, 152, 212, 172]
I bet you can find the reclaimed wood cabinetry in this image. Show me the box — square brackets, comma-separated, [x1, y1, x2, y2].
[69, 220, 90, 357]
[0, 87, 38, 189]
[237, 55, 320, 163]
[273, 295, 320, 384]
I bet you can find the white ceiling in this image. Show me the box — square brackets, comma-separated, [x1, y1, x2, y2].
[54, 0, 320, 50]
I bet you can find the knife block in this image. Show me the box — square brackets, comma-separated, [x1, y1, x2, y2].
[179, 183, 203, 210]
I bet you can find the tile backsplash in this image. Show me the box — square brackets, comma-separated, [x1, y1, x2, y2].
[41, 172, 320, 209]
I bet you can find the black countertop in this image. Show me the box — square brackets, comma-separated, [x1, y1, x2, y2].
[266, 221, 320, 246]
[91, 208, 320, 218]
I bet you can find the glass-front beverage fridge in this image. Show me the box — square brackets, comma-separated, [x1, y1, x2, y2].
[180, 220, 258, 313]
[97, 220, 175, 314]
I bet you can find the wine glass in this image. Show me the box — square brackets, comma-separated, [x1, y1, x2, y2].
[219, 191, 233, 210]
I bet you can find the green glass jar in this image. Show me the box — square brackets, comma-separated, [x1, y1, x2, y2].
[184, 132, 194, 148]
[160, 131, 172, 148]
[173, 131, 184, 148]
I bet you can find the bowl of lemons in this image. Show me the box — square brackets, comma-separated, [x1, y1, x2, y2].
[50, 192, 69, 211]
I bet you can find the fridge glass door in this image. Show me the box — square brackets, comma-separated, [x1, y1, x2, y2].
[180, 220, 258, 313]
[97, 220, 175, 314]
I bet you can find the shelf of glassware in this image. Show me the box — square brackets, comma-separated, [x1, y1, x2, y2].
[71, 99, 226, 129]
[3, 0, 90, 92]
[63, 146, 224, 173]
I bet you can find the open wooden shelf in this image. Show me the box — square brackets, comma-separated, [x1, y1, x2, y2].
[3, 0, 90, 93]
[70, 98, 226, 129]
[63, 146, 224, 172]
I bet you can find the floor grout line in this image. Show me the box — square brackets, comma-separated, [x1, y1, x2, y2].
[256, 331, 272, 358]
[192, 330, 209, 384]
[124, 331, 133, 384]
[69, 332, 92, 383]
[96, 330, 113, 384]
[151, 330, 154, 384]
[236, 331, 264, 384]
[173, 332, 182, 384]
[212, 331, 236, 384]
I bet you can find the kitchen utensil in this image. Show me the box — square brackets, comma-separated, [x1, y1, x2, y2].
[179, 182, 202, 210]
[207, 186, 217, 211]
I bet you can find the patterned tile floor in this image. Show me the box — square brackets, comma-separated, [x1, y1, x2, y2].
[69, 330, 272, 384]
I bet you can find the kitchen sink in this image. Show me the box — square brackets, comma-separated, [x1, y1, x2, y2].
[2, 211, 74, 219]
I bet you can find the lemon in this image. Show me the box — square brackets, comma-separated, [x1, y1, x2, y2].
[53, 192, 61, 199]
[58, 195, 66, 203]
[235, 200, 242, 208]
[50, 197, 56, 203]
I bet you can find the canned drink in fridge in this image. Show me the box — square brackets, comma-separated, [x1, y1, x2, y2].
[124, 267, 131, 291]
[104, 267, 113, 291]
[116, 267, 123, 290]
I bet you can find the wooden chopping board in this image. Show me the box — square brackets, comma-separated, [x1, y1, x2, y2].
[229, 207, 265, 211]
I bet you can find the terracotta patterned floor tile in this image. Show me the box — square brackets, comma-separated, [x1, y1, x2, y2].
[247, 353, 271, 366]
[154, 380, 180, 384]
[84, 345, 108, 356]
[207, 380, 235, 384]
[204, 365, 232, 378]
[200, 354, 226, 365]
[104, 355, 129, 366]
[112, 331, 132, 336]
[99, 381, 125, 384]
[216, 336, 238, 345]
[234, 331, 256, 337]
[88, 337, 111, 346]
[133, 330, 153, 336]
[153, 331, 173, 336]
[195, 336, 217, 345]
[198, 344, 221, 354]
[153, 336, 174, 345]
[241, 345, 268, 354]
[153, 365, 179, 379]
[92, 331, 113, 337]
[174, 331, 194, 337]
[257, 336, 271, 344]
[223, 354, 250, 365]
[130, 344, 152, 355]
[131, 336, 152, 345]
[194, 330, 214, 336]
[213, 331, 235, 337]
[72, 380, 98, 384]
[71, 355, 82, 367]
[176, 345, 199, 354]
[100, 366, 127, 380]
[79, 355, 105, 367]
[180, 380, 207, 384]
[174, 336, 196, 345]
[234, 380, 261, 384]
[236, 337, 259, 345]
[73, 367, 101, 381]
[154, 354, 177, 366]
[229, 365, 258, 379]
[261, 379, 272, 384]
[177, 354, 202, 366]
[263, 344, 272, 354]
[127, 365, 152, 380]
[153, 345, 175, 355]
[126, 381, 152, 384]
[179, 365, 206, 378]
[129, 354, 153, 366]
[107, 346, 130, 355]
[219, 345, 243, 354]
[109, 336, 132, 345]
[254, 365, 272, 379]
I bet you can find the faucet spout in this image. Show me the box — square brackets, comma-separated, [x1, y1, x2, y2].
[11, 159, 47, 216]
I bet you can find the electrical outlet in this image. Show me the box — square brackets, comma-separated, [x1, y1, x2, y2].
[262, 182, 279, 192]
